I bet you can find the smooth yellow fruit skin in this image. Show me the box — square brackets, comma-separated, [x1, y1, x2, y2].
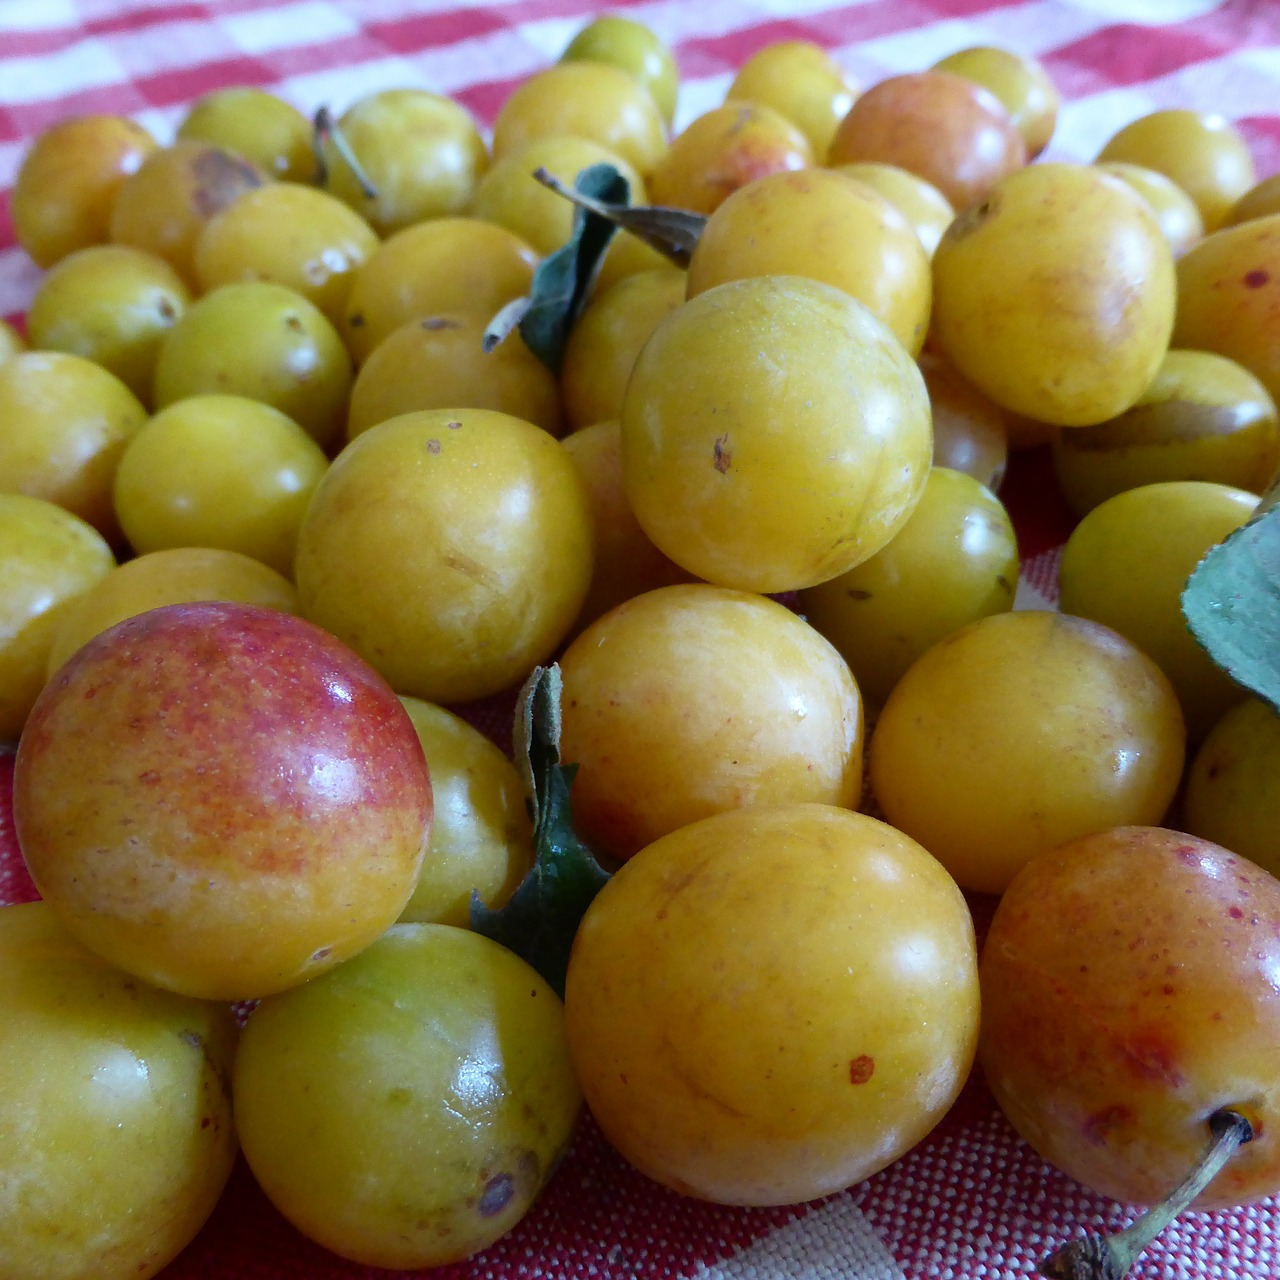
[1226, 174, 1280, 227]
[558, 583, 864, 863]
[347, 313, 562, 440]
[108, 141, 266, 286]
[561, 15, 679, 127]
[561, 267, 686, 432]
[832, 162, 955, 257]
[26, 245, 190, 405]
[472, 134, 647, 259]
[565, 804, 979, 1206]
[0, 902, 237, 1280]
[686, 168, 931, 355]
[1057, 480, 1259, 739]
[1097, 109, 1255, 233]
[932, 163, 1176, 427]
[295, 409, 594, 705]
[0, 495, 115, 742]
[0, 320, 25, 362]
[46, 547, 298, 679]
[112, 395, 329, 576]
[194, 184, 379, 327]
[152, 281, 352, 452]
[0, 351, 147, 544]
[933, 46, 1059, 159]
[869, 611, 1186, 895]
[919, 353, 1008, 490]
[320, 90, 489, 236]
[1184, 699, 1280, 877]
[1096, 162, 1204, 256]
[559, 421, 691, 632]
[647, 102, 813, 216]
[1052, 350, 1280, 516]
[13, 116, 157, 268]
[1173, 213, 1280, 408]
[800, 467, 1018, 708]
[621, 276, 932, 594]
[727, 40, 857, 158]
[341, 218, 538, 365]
[396, 698, 533, 927]
[234, 924, 580, 1269]
[492, 62, 667, 177]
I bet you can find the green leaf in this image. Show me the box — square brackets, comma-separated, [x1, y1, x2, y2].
[469, 665, 611, 998]
[1182, 497, 1280, 716]
[483, 163, 631, 373]
[530, 166, 707, 268]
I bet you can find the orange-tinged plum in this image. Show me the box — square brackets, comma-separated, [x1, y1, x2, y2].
[869, 611, 1186, 895]
[565, 804, 979, 1205]
[558, 584, 863, 863]
[14, 601, 433, 1001]
[932, 46, 1059, 160]
[980, 826, 1280, 1208]
[685, 168, 932, 356]
[647, 102, 813, 216]
[560, 420, 692, 633]
[931, 163, 1176, 427]
[827, 70, 1025, 211]
[12, 115, 157, 268]
[1173, 213, 1280, 408]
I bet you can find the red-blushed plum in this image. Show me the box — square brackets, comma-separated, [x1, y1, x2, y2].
[14, 601, 433, 1001]
[980, 827, 1280, 1208]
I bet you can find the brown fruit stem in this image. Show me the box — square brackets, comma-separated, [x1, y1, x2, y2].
[1039, 1108, 1255, 1280]
[312, 106, 379, 200]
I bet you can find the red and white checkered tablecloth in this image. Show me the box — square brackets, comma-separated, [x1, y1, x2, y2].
[3, 2, 1280, 1277]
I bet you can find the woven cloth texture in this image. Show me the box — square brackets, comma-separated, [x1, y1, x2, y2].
[2, 2, 1279, 1277]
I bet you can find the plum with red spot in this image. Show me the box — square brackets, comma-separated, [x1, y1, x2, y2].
[14, 601, 433, 1001]
[979, 825, 1280, 1209]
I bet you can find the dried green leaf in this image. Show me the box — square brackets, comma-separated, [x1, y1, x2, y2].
[531, 167, 707, 268]
[1182, 500, 1280, 716]
[469, 665, 610, 998]
[483, 163, 630, 373]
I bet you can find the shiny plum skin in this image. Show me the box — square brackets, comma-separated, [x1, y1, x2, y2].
[980, 826, 1280, 1209]
[15, 601, 432, 1001]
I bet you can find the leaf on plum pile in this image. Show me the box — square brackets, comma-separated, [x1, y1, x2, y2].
[529, 166, 708, 269]
[482, 163, 631, 373]
[469, 665, 610, 998]
[1182, 492, 1280, 716]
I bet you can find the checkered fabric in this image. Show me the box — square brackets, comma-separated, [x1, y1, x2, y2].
[2, 2, 1279, 1277]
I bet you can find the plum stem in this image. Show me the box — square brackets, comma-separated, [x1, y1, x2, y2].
[1039, 1108, 1255, 1280]
[312, 107, 379, 200]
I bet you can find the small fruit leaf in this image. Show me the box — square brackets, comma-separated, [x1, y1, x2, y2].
[483, 163, 630, 373]
[470, 665, 610, 998]
[531, 166, 708, 268]
[1182, 497, 1280, 715]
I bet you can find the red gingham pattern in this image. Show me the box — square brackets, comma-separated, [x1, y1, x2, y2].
[3, 2, 1280, 1277]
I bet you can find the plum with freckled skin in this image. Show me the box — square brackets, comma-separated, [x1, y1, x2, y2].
[14, 601, 433, 1001]
[979, 826, 1280, 1209]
